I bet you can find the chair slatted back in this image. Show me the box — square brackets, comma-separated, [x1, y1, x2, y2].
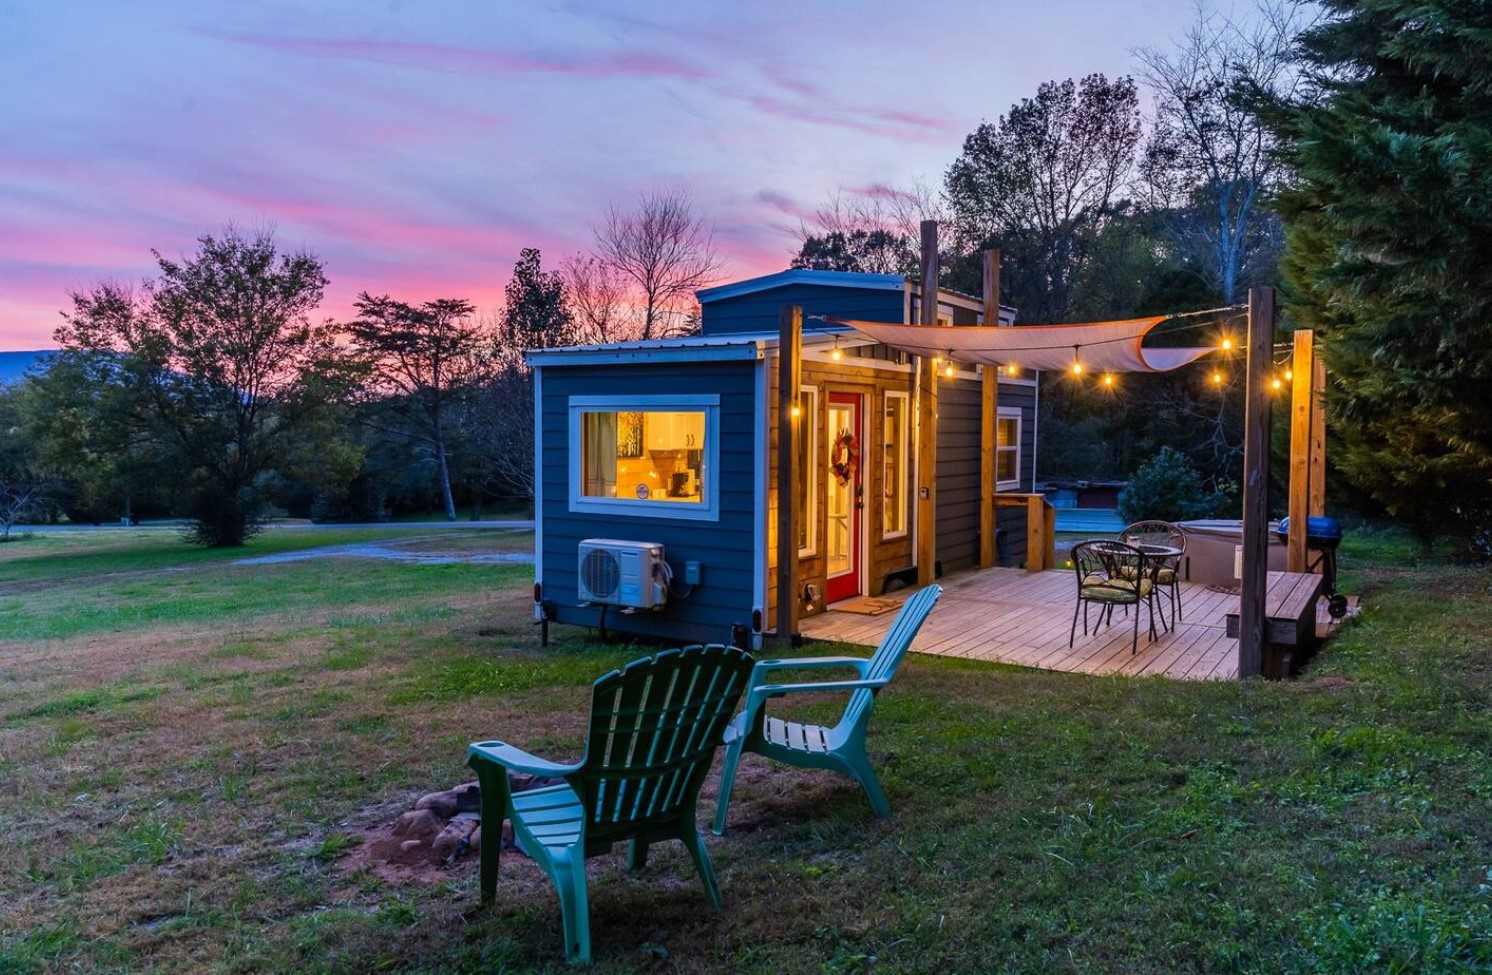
[841, 584, 942, 731]
[1121, 520, 1185, 553]
[577, 644, 753, 845]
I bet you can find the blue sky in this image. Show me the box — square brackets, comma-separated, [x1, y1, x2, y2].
[0, 0, 1211, 349]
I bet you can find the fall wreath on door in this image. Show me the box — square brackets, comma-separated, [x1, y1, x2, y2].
[830, 429, 859, 486]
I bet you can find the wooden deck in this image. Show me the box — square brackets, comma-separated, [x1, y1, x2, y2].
[799, 568, 1328, 681]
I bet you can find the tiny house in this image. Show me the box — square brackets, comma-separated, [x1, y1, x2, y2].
[526, 269, 1040, 646]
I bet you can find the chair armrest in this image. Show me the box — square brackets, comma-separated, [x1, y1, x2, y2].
[748, 677, 890, 705]
[752, 656, 871, 677]
[466, 740, 583, 777]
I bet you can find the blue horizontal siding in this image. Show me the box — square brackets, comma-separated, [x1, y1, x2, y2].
[701, 284, 904, 335]
[538, 360, 759, 644]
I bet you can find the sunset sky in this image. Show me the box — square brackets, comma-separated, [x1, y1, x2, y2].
[0, 0, 1209, 350]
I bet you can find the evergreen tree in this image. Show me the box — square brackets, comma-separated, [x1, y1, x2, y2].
[1269, 0, 1492, 553]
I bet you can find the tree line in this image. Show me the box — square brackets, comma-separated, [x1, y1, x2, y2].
[3, 0, 1490, 554]
[0, 190, 718, 545]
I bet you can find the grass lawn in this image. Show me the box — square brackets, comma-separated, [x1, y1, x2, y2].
[1, 526, 1490, 973]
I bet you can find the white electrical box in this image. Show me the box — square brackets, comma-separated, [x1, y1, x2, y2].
[577, 539, 667, 610]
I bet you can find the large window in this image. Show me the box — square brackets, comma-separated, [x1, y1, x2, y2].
[798, 386, 818, 556]
[997, 408, 1022, 489]
[568, 395, 719, 520]
[882, 391, 909, 538]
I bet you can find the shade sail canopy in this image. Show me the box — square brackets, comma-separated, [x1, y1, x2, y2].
[827, 316, 1215, 374]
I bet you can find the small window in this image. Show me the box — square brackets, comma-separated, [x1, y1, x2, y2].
[882, 391, 910, 538]
[997, 409, 1022, 489]
[569, 395, 719, 520]
[798, 387, 818, 556]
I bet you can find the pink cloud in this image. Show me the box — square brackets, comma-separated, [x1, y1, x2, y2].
[208, 32, 715, 83]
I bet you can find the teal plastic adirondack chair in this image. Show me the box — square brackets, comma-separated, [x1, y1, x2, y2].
[467, 643, 754, 964]
[711, 584, 942, 836]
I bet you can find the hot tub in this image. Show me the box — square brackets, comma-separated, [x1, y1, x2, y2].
[1176, 519, 1288, 587]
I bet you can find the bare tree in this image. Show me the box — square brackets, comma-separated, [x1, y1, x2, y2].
[595, 189, 723, 340]
[1136, 1, 1311, 303]
[791, 182, 946, 275]
[561, 252, 633, 344]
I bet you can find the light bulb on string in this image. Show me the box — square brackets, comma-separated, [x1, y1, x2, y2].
[944, 351, 955, 378]
[790, 404, 801, 418]
[830, 335, 843, 361]
[1271, 377, 1283, 391]
[1211, 370, 1224, 385]
[1221, 335, 1233, 352]
[1006, 363, 1018, 377]
[1284, 367, 1293, 381]
[1101, 373, 1115, 389]
[1070, 346, 1084, 376]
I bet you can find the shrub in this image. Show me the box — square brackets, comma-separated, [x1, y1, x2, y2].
[1118, 447, 1225, 524]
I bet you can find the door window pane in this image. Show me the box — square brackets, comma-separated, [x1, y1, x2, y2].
[882, 393, 908, 536]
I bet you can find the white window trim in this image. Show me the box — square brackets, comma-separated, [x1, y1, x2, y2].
[997, 406, 1023, 492]
[567, 394, 721, 522]
[798, 385, 819, 558]
[882, 390, 910, 540]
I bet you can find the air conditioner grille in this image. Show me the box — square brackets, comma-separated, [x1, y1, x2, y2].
[581, 548, 621, 599]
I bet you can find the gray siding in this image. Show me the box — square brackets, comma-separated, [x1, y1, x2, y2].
[701, 284, 904, 335]
[932, 377, 1038, 573]
[538, 361, 759, 644]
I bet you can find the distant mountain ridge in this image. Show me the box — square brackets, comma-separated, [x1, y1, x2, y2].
[0, 350, 54, 385]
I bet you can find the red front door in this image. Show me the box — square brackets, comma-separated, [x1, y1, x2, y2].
[826, 392, 863, 603]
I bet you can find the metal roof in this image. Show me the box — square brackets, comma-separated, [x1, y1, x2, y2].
[696, 269, 906, 303]
[524, 327, 858, 367]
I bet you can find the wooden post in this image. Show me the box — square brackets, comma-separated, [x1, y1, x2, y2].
[775, 305, 803, 642]
[978, 248, 1001, 568]
[1309, 355, 1327, 519]
[1238, 286, 1275, 678]
[915, 220, 939, 587]
[1287, 330, 1313, 572]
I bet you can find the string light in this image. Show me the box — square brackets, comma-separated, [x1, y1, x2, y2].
[830, 335, 843, 361]
[1284, 367, 1293, 380]
[1271, 377, 1283, 391]
[1070, 346, 1084, 376]
[944, 351, 955, 378]
[1102, 373, 1115, 389]
[1221, 336, 1234, 351]
[1211, 370, 1224, 385]
[1006, 363, 1019, 377]
[790, 404, 801, 418]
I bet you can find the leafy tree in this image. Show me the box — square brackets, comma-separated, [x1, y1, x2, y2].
[945, 75, 1142, 321]
[501, 248, 575, 348]
[56, 228, 349, 546]
[792, 229, 915, 275]
[789, 185, 941, 275]
[0, 384, 50, 539]
[19, 350, 173, 524]
[348, 294, 486, 522]
[1268, 0, 1492, 554]
[595, 188, 722, 339]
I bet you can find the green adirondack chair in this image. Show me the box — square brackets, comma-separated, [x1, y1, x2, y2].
[711, 583, 942, 836]
[467, 643, 754, 964]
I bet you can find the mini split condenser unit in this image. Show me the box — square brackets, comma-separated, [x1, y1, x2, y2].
[577, 539, 668, 610]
